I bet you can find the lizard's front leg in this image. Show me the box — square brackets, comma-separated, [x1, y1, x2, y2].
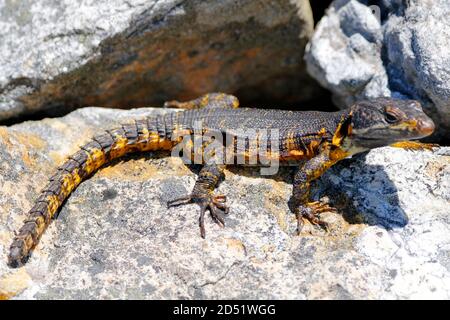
[291, 151, 338, 234]
[167, 163, 228, 238]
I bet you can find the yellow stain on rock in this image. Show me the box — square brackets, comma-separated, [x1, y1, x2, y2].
[0, 127, 12, 146]
[0, 268, 32, 300]
[0, 127, 46, 150]
[0, 128, 47, 167]
[263, 180, 291, 232]
[14, 132, 46, 151]
[48, 151, 65, 167]
[224, 238, 247, 258]
[96, 157, 191, 181]
[265, 198, 289, 232]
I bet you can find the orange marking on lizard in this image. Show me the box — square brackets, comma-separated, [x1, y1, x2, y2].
[47, 195, 60, 219]
[109, 135, 129, 159]
[34, 216, 46, 236]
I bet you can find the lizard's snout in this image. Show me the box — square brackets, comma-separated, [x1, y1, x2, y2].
[416, 117, 435, 137]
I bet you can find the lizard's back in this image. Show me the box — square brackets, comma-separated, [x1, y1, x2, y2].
[170, 108, 345, 137]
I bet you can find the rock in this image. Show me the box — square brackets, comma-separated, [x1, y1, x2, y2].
[304, 0, 450, 141]
[0, 0, 319, 122]
[0, 107, 449, 299]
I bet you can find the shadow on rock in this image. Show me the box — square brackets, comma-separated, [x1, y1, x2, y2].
[314, 153, 409, 229]
[95, 151, 409, 230]
[210, 154, 408, 230]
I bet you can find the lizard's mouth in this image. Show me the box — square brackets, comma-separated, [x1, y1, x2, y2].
[391, 116, 435, 140]
[347, 115, 435, 151]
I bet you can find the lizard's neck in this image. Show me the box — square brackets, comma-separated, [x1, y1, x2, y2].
[331, 110, 371, 157]
[340, 137, 370, 156]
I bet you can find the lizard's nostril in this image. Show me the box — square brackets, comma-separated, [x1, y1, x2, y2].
[417, 118, 435, 136]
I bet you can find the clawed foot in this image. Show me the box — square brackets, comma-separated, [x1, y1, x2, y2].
[167, 194, 229, 238]
[295, 201, 336, 234]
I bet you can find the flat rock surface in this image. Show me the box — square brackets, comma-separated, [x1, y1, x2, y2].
[0, 0, 319, 121]
[0, 107, 449, 299]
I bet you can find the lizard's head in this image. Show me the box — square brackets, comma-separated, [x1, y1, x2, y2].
[344, 98, 435, 151]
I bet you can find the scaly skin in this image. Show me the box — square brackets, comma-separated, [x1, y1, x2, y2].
[8, 93, 436, 268]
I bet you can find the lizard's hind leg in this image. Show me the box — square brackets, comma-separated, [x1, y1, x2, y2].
[164, 93, 239, 110]
[291, 151, 338, 234]
[167, 163, 229, 238]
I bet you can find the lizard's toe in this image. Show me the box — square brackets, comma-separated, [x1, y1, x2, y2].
[212, 195, 229, 214]
[197, 196, 228, 237]
[308, 201, 337, 213]
[167, 195, 192, 208]
[198, 203, 207, 238]
[167, 193, 229, 238]
[295, 201, 334, 234]
[209, 205, 226, 227]
[303, 209, 330, 230]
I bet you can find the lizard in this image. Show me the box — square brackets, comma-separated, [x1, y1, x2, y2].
[7, 93, 436, 268]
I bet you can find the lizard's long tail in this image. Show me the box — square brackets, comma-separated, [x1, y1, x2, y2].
[8, 116, 180, 268]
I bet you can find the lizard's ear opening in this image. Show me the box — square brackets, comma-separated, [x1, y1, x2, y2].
[332, 112, 353, 146]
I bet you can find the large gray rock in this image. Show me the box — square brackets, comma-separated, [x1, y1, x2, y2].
[0, 0, 317, 122]
[0, 107, 449, 299]
[305, 0, 450, 141]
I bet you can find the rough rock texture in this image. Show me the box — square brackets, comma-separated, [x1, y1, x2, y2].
[305, 0, 450, 141]
[0, 107, 449, 299]
[0, 0, 320, 122]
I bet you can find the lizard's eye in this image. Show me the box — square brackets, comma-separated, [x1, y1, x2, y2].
[384, 111, 399, 124]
